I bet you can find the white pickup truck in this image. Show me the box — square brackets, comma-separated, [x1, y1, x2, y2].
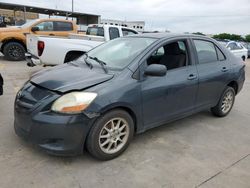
[25, 24, 138, 66]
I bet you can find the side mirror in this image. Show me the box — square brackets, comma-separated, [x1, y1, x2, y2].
[31, 26, 39, 32]
[144, 64, 167, 77]
[227, 46, 232, 50]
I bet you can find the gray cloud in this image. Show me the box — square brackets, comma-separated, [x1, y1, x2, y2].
[0, 0, 249, 34]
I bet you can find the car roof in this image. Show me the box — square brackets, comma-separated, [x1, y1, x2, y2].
[128, 32, 212, 40]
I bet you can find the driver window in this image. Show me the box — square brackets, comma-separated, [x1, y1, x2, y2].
[147, 41, 188, 70]
[35, 22, 53, 31]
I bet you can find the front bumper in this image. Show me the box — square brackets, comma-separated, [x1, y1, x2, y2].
[14, 111, 96, 156]
[25, 53, 42, 67]
[14, 83, 97, 156]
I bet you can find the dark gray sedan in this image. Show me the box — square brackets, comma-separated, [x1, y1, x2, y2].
[14, 33, 245, 160]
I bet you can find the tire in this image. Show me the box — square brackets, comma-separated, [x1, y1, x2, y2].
[86, 109, 134, 161]
[3, 42, 26, 61]
[211, 86, 235, 117]
[242, 56, 246, 61]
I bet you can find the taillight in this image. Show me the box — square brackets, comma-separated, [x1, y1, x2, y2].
[37, 41, 45, 56]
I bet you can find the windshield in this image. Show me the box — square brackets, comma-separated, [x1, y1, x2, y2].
[20, 19, 39, 28]
[79, 37, 157, 70]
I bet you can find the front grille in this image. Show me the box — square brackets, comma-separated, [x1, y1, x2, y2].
[15, 82, 52, 112]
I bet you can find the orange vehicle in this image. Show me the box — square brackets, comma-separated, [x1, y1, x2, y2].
[0, 18, 78, 61]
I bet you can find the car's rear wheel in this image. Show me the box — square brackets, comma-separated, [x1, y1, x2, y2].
[86, 109, 134, 160]
[3, 42, 26, 61]
[211, 86, 235, 117]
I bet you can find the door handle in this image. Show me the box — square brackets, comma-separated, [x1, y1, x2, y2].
[221, 67, 228, 72]
[187, 74, 197, 80]
[49, 34, 55, 36]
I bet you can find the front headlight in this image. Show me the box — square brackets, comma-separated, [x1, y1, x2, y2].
[51, 92, 97, 114]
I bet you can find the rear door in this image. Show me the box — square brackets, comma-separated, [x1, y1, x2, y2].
[192, 39, 231, 109]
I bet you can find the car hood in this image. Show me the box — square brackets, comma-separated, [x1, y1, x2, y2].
[0, 27, 22, 33]
[30, 63, 114, 93]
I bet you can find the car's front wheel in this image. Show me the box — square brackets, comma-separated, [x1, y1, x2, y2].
[86, 109, 134, 160]
[211, 86, 235, 117]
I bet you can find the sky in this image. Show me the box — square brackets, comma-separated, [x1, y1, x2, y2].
[0, 0, 250, 35]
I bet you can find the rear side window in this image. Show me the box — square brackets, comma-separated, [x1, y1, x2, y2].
[109, 27, 120, 40]
[194, 40, 218, 64]
[86, 27, 104, 36]
[54, 22, 73, 31]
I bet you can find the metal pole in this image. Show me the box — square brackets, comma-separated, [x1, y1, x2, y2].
[13, 10, 16, 25]
[72, 0, 74, 21]
[23, 6, 26, 22]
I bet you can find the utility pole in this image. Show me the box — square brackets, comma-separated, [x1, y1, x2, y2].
[72, 0, 74, 21]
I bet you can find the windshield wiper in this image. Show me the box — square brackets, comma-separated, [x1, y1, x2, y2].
[88, 56, 108, 73]
[83, 54, 93, 69]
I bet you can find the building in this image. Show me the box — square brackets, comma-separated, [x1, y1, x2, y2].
[101, 19, 145, 32]
[0, 2, 100, 27]
[0, 9, 38, 25]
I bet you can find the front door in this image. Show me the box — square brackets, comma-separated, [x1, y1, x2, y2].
[141, 40, 198, 128]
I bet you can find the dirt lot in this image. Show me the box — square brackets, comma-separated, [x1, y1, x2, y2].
[0, 56, 250, 188]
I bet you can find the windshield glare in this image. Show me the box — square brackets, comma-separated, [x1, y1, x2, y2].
[81, 37, 156, 70]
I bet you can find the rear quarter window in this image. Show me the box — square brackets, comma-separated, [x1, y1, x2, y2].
[216, 46, 226, 61]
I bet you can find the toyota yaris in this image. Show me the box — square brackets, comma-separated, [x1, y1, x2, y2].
[14, 33, 245, 160]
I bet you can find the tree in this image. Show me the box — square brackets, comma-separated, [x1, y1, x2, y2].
[245, 35, 250, 43]
[192, 32, 205, 36]
[212, 33, 245, 41]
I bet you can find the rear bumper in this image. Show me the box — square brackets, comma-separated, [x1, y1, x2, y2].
[25, 53, 42, 67]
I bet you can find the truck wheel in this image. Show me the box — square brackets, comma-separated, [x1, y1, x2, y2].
[86, 109, 134, 161]
[3, 42, 25, 61]
[211, 86, 235, 117]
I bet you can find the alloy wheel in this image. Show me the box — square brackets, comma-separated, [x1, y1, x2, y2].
[221, 90, 234, 114]
[8, 45, 23, 58]
[99, 118, 129, 154]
